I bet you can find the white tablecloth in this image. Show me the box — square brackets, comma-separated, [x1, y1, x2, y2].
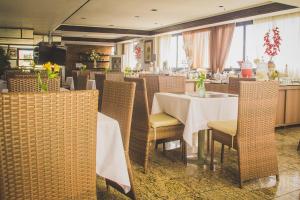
[96, 113, 131, 193]
[66, 77, 96, 90]
[152, 92, 238, 147]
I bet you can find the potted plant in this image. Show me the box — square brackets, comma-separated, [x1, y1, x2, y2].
[196, 72, 206, 97]
[0, 47, 10, 77]
[263, 27, 281, 70]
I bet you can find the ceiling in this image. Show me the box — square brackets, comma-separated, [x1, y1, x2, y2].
[0, 0, 86, 33]
[0, 0, 299, 44]
[64, 0, 272, 30]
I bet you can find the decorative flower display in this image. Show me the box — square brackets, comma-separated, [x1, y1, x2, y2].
[43, 61, 60, 79]
[134, 45, 142, 60]
[89, 50, 99, 61]
[37, 62, 61, 92]
[263, 27, 282, 58]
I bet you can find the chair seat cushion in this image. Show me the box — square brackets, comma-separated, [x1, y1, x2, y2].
[149, 113, 181, 128]
[207, 120, 237, 136]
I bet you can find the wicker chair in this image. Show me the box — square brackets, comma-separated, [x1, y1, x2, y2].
[95, 73, 125, 111]
[8, 77, 60, 92]
[139, 75, 186, 114]
[72, 71, 89, 90]
[125, 77, 186, 173]
[0, 90, 99, 200]
[208, 81, 279, 187]
[101, 80, 137, 199]
[228, 77, 256, 94]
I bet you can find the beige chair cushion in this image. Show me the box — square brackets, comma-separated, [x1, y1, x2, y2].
[207, 120, 237, 136]
[149, 113, 181, 128]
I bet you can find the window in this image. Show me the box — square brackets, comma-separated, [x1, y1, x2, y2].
[123, 42, 137, 69]
[226, 12, 300, 78]
[158, 34, 187, 70]
[225, 26, 244, 69]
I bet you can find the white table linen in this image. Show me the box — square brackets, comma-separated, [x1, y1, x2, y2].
[96, 113, 131, 193]
[66, 77, 96, 90]
[152, 92, 238, 147]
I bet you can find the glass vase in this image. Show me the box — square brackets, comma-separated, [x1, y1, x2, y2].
[198, 86, 206, 98]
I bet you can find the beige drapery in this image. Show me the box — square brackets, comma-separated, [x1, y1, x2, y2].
[210, 23, 235, 73]
[183, 29, 210, 69]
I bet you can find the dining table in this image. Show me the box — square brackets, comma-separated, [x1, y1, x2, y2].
[66, 76, 96, 90]
[96, 112, 131, 193]
[152, 91, 238, 162]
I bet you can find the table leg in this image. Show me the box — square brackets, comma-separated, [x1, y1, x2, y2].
[198, 130, 206, 163]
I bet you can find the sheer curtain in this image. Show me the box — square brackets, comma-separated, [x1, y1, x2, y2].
[210, 23, 235, 73]
[183, 29, 210, 69]
[123, 42, 137, 69]
[249, 12, 300, 78]
[157, 35, 177, 69]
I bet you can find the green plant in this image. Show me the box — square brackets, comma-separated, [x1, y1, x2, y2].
[196, 72, 206, 89]
[124, 67, 132, 76]
[0, 47, 10, 76]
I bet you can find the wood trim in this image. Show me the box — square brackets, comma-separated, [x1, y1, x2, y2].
[62, 36, 138, 43]
[57, 25, 153, 36]
[152, 3, 296, 34]
[62, 36, 116, 43]
[57, 2, 296, 42]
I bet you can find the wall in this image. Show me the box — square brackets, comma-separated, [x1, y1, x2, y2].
[65, 44, 113, 76]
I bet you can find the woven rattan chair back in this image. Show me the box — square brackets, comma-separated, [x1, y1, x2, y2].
[101, 80, 136, 151]
[139, 74, 159, 112]
[8, 77, 60, 92]
[106, 72, 124, 82]
[0, 90, 99, 200]
[237, 81, 279, 182]
[4, 69, 22, 80]
[102, 81, 137, 199]
[228, 77, 256, 94]
[158, 76, 186, 93]
[125, 77, 150, 130]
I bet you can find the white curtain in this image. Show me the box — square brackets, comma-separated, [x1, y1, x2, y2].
[157, 35, 177, 69]
[250, 12, 300, 78]
[183, 30, 210, 69]
[123, 42, 137, 70]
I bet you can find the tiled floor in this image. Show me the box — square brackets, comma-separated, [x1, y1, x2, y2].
[97, 126, 300, 199]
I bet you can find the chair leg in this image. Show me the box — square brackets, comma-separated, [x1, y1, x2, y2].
[143, 142, 151, 174]
[276, 174, 280, 181]
[207, 130, 210, 154]
[181, 140, 187, 165]
[163, 142, 166, 155]
[210, 138, 214, 170]
[155, 142, 158, 150]
[221, 144, 225, 164]
[297, 140, 300, 151]
[239, 180, 243, 188]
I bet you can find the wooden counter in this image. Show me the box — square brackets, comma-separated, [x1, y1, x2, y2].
[277, 85, 300, 127]
[186, 81, 300, 127]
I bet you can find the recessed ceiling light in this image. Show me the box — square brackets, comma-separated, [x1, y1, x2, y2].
[134, 15, 140, 18]
[81, 17, 86, 19]
[151, 9, 158, 12]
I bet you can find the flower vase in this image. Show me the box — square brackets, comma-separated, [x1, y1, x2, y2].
[268, 59, 276, 70]
[93, 59, 97, 68]
[198, 86, 206, 98]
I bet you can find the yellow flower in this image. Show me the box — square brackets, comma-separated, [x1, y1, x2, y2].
[43, 62, 52, 71]
[53, 64, 60, 72]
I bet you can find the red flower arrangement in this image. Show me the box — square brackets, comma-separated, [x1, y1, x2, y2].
[263, 27, 282, 58]
[134, 45, 142, 59]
